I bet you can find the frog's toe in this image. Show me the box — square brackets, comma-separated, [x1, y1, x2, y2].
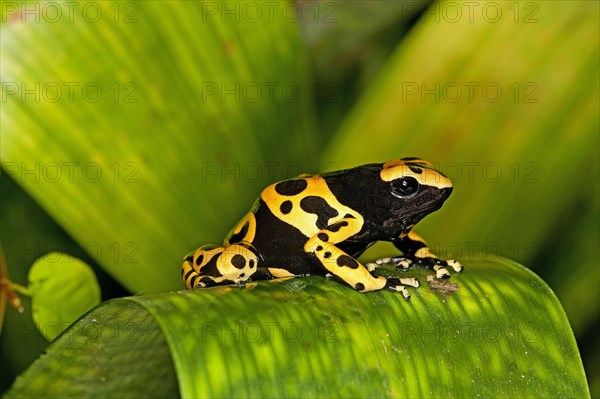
[391, 257, 413, 269]
[376, 257, 393, 265]
[433, 265, 451, 280]
[365, 262, 378, 272]
[194, 280, 208, 289]
[386, 282, 411, 299]
[385, 277, 418, 299]
[399, 277, 419, 287]
[447, 259, 463, 273]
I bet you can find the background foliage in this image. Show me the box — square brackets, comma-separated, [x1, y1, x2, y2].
[1, 0, 598, 396]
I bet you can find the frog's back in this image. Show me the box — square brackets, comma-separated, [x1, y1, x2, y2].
[241, 170, 370, 274]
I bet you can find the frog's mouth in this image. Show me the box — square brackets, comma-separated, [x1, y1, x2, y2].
[397, 187, 452, 233]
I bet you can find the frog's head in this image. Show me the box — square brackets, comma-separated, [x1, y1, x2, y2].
[379, 158, 453, 237]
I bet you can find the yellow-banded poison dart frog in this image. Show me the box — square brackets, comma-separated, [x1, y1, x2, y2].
[182, 158, 462, 298]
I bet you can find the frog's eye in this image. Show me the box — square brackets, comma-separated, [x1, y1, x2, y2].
[391, 177, 420, 198]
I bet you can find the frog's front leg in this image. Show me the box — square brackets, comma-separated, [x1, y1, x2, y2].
[392, 231, 462, 279]
[182, 242, 259, 289]
[304, 219, 418, 298]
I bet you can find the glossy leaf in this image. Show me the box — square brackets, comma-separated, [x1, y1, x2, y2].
[1, 0, 597, 396]
[28, 253, 100, 341]
[5, 300, 179, 398]
[5, 257, 590, 398]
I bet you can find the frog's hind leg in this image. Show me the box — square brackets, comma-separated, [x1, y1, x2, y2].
[182, 242, 259, 289]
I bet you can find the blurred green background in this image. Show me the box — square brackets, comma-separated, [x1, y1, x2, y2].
[1, 0, 598, 396]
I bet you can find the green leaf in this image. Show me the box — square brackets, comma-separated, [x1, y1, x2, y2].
[5, 256, 589, 398]
[1, 1, 319, 294]
[5, 300, 179, 398]
[28, 253, 100, 341]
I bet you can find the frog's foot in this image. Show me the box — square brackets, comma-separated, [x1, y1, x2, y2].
[385, 277, 420, 300]
[430, 258, 463, 279]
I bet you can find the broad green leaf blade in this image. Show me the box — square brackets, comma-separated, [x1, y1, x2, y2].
[0, 1, 318, 294]
[6, 256, 589, 398]
[28, 252, 100, 341]
[4, 300, 179, 399]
